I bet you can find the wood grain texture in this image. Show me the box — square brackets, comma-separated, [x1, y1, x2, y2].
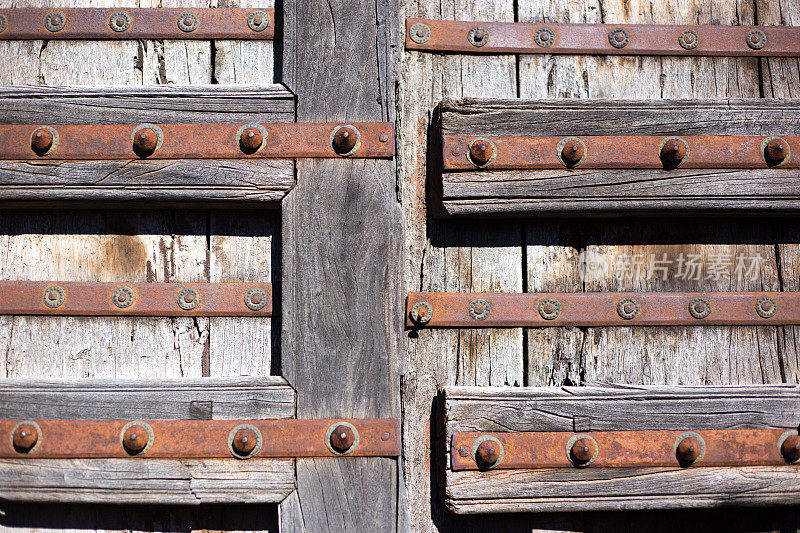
[0, 378, 294, 504]
[0, 86, 294, 204]
[398, 0, 526, 530]
[442, 385, 800, 513]
[280, 0, 401, 531]
[439, 99, 800, 216]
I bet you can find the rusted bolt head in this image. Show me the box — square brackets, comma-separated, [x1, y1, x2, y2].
[782, 434, 800, 463]
[133, 127, 158, 155]
[473, 29, 486, 42]
[330, 424, 355, 453]
[458, 445, 469, 457]
[765, 138, 789, 166]
[12, 424, 38, 452]
[332, 126, 358, 155]
[676, 436, 702, 464]
[31, 128, 54, 154]
[451, 147, 461, 157]
[379, 132, 389, 143]
[569, 437, 596, 465]
[475, 440, 500, 466]
[239, 127, 263, 153]
[182, 292, 195, 303]
[252, 14, 263, 26]
[660, 138, 687, 168]
[232, 427, 259, 456]
[561, 139, 585, 167]
[416, 27, 425, 38]
[469, 139, 494, 165]
[249, 291, 263, 305]
[472, 302, 486, 315]
[122, 425, 149, 454]
[614, 31, 625, 43]
[623, 302, 636, 315]
[47, 290, 59, 301]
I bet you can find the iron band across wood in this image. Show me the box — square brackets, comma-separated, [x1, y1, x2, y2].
[1, 418, 401, 459]
[0, 8, 274, 40]
[406, 18, 800, 57]
[451, 429, 800, 470]
[0, 123, 395, 160]
[0, 281, 272, 317]
[443, 135, 797, 170]
[407, 292, 800, 327]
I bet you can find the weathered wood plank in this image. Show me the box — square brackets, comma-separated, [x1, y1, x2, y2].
[0, 458, 294, 505]
[439, 98, 800, 216]
[0, 86, 295, 205]
[442, 385, 800, 513]
[0, 377, 294, 419]
[399, 0, 525, 530]
[0, 377, 294, 504]
[280, 0, 401, 530]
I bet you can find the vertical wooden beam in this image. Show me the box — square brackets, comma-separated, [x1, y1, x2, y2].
[281, 1, 402, 531]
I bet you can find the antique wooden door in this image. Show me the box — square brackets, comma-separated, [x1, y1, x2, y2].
[1, 0, 799, 531]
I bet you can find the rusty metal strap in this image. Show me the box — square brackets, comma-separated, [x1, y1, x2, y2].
[452, 429, 800, 470]
[1, 418, 400, 458]
[0, 281, 271, 317]
[0, 123, 395, 160]
[443, 135, 797, 170]
[406, 18, 800, 57]
[0, 8, 274, 40]
[407, 292, 799, 327]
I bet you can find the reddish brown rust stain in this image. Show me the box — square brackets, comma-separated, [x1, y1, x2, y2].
[102, 235, 147, 280]
[0, 8, 276, 40]
[0, 418, 401, 458]
[404, 18, 800, 57]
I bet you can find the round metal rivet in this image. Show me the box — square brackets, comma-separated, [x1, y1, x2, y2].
[746, 29, 767, 50]
[0, 14, 8, 34]
[778, 430, 800, 464]
[538, 298, 561, 320]
[11, 421, 42, 454]
[566, 434, 599, 467]
[471, 435, 503, 469]
[557, 137, 587, 168]
[469, 299, 491, 321]
[756, 295, 777, 319]
[109, 11, 131, 32]
[659, 137, 690, 169]
[409, 22, 431, 44]
[227, 423, 263, 459]
[43, 285, 65, 308]
[31, 126, 58, 156]
[177, 288, 199, 310]
[674, 431, 705, 466]
[410, 301, 433, 325]
[688, 297, 711, 319]
[247, 10, 270, 32]
[617, 297, 639, 320]
[468, 138, 497, 167]
[132, 124, 163, 158]
[325, 422, 359, 455]
[468, 26, 489, 47]
[112, 286, 134, 309]
[762, 136, 791, 167]
[608, 28, 629, 49]
[330, 125, 362, 156]
[177, 12, 198, 33]
[121, 421, 154, 455]
[679, 29, 699, 50]
[245, 287, 268, 311]
[534, 27, 555, 48]
[44, 11, 66, 32]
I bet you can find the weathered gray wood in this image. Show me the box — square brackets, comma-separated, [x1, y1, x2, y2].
[0, 86, 295, 205]
[0, 377, 295, 504]
[442, 385, 800, 513]
[280, 0, 401, 531]
[439, 98, 800, 216]
[0, 377, 294, 419]
[0, 458, 294, 505]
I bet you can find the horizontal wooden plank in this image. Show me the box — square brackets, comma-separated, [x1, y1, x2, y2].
[442, 384, 800, 513]
[0, 458, 295, 504]
[438, 99, 800, 216]
[0, 377, 296, 504]
[0, 377, 295, 419]
[0, 86, 295, 204]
